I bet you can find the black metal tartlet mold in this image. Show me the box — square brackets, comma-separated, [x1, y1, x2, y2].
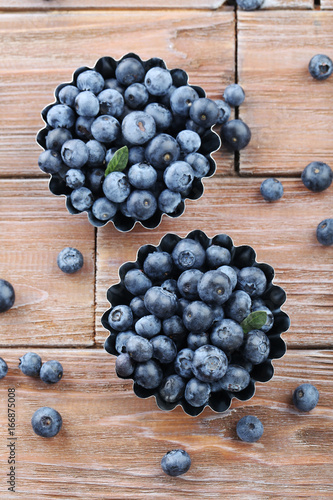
[101, 230, 290, 416]
[36, 54, 221, 232]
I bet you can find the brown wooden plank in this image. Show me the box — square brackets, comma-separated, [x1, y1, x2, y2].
[238, 11, 333, 175]
[0, 0, 225, 9]
[0, 179, 95, 347]
[0, 347, 332, 498]
[261, 0, 314, 8]
[0, 10, 234, 178]
[321, 0, 333, 8]
[96, 176, 333, 348]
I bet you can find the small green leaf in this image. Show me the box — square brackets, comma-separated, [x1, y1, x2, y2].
[241, 310, 268, 334]
[104, 146, 129, 177]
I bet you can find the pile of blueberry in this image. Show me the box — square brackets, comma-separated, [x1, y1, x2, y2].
[37, 54, 226, 231]
[102, 230, 289, 415]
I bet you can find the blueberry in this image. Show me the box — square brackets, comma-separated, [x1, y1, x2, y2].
[128, 146, 145, 165]
[183, 301, 214, 333]
[159, 374, 186, 403]
[158, 84, 177, 107]
[308, 54, 333, 81]
[170, 85, 199, 117]
[128, 162, 157, 189]
[135, 315, 161, 339]
[171, 68, 188, 87]
[144, 286, 178, 319]
[301, 161, 333, 192]
[161, 449, 191, 477]
[126, 335, 153, 362]
[92, 197, 117, 221]
[126, 190, 157, 220]
[123, 83, 149, 109]
[46, 104, 76, 129]
[192, 344, 228, 383]
[86, 140, 106, 167]
[223, 84, 245, 107]
[174, 348, 194, 379]
[0, 358, 8, 379]
[210, 319, 244, 352]
[158, 189, 182, 214]
[172, 238, 206, 271]
[185, 119, 205, 135]
[74, 91, 100, 117]
[177, 269, 203, 300]
[115, 353, 135, 378]
[45, 128, 72, 152]
[243, 329, 270, 364]
[91, 115, 121, 143]
[115, 330, 136, 354]
[237, 267, 267, 298]
[65, 169, 85, 189]
[184, 377, 211, 407]
[19, 352, 42, 377]
[98, 89, 124, 117]
[40, 360, 63, 384]
[31, 407, 62, 438]
[198, 270, 232, 306]
[184, 153, 210, 178]
[145, 133, 180, 170]
[252, 305, 274, 333]
[293, 383, 319, 412]
[86, 168, 105, 195]
[144, 67, 172, 96]
[176, 130, 201, 155]
[251, 298, 266, 310]
[104, 78, 125, 94]
[217, 364, 250, 392]
[130, 296, 149, 318]
[103, 171, 130, 203]
[217, 265, 238, 290]
[134, 359, 163, 389]
[206, 245, 231, 269]
[211, 304, 225, 322]
[108, 304, 133, 332]
[75, 116, 94, 140]
[162, 315, 186, 339]
[58, 85, 80, 107]
[124, 269, 152, 296]
[221, 119, 251, 151]
[143, 252, 173, 281]
[214, 99, 231, 125]
[38, 150, 64, 174]
[236, 415, 264, 442]
[187, 331, 210, 350]
[115, 57, 145, 87]
[61, 139, 89, 169]
[225, 290, 251, 323]
[144, 103, 172, 131]
[151, 335, 177, 364]
[57, 247, 83, 273]
[122, 111, 156, 145]
[161, 279, 178, 295]
[316, 218, 333, 246]
[260, 178, 284, 202]
[77, 70, 104, 94]
[70, 187, 94, 211]
[189, 98, 219, 128]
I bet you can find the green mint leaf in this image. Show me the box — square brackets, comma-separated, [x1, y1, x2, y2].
[241, 310, 268, 334]
[105, 146, 129, 177]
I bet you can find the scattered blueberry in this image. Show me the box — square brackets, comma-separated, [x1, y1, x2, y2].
[301, 162, 333, 192]
[260, 178, 284, 202]
[40, 360, 63, 384]
[57, 247, 84, 274]
[0, 279, 15, 313]
[19, 352, 42, 377]
[316, 218, 333, 246]
[31, 407, 62, 438]
[236, 415, 264, 442]
[161, 449, 191, 477]
[0, 358, 8, 379]
[293, 383, 319, 412]
[223, 84, 245, 107]
[308, 54, 333, 81]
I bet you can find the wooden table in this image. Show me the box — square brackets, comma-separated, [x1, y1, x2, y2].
[0, 2, 332, 498]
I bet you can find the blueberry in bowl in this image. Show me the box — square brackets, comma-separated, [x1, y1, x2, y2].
[36, 54, 221, 232]
[102, 230, 290, 416]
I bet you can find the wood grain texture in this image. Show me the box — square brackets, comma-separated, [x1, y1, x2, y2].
[0, 0, 226, 10]
[238, 11, 333, 175]
[321, 0, 333, 8]
[261, 0, 314, 8]
[0, 10, 234, 178]
[0, 179, 95, 347]
[0, 348, 332, 499]
[96, 176, 333, 348]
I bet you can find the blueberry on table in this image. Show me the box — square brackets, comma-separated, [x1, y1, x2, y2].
[40, 360, 63, 384]
[135, 314, 161, 339]
[0, 279, 15, 313]
[301, 162, 333, 192]
[126, 190, 157, 220]
[210, 318, 244, 353]
[57, 247, 84, 274]
[243, 329, 270, 365]
[225, 290, 251, 323]
[121, 111, 156, 145]
[293, 383, 319, 412]
[189, 97, 220, 128]
[61, 139, 89, 169]
[144, 67, 173, 96]
[108, 305, 133, 332]
[115, 353, 135, 378]
[31, 407, 62, 438]
[308, 54, 333, 81]
[58, 84, 80, 107]
[0, 358, 8, 379]
[19, 352, 42, 377]
[316, 219, 333, 246]
[134, 359, 163, 389]
[77, 69, 104, 94]
[236, 0, 264, 9]
[260, 178, 284, 202]
[223, 84, 245, 107]
[161, 449, 191, 477]
[74, 90, 100, 117]
[191, 344, 228, 382]
[103, 171, 131, 204]
[115, 57, 145, 87]
[220, 119, 251, 151]
[184, 377, 211, 407]
[236, 415, 264, 442]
